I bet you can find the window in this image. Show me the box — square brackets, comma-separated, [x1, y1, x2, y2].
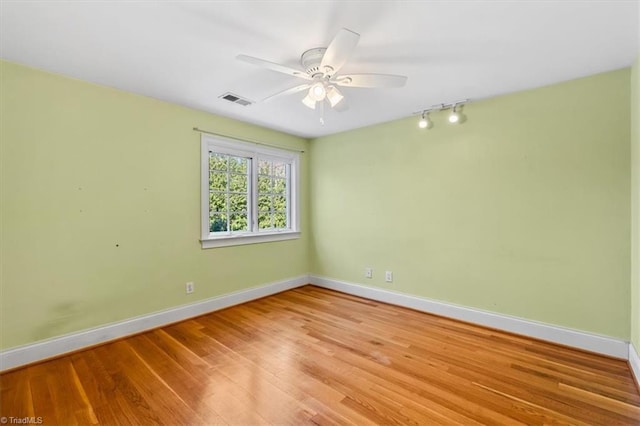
[201, 134, 300, 248]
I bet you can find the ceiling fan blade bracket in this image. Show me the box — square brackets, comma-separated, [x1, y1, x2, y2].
[334, 76, 353, 85]
[335, 73, 407, 88]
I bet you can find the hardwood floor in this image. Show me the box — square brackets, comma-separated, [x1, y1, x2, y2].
[1, 285, 639, 425]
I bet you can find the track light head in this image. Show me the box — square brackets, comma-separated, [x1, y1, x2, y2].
[448, 105, 460, 124]
[418, 111, 430, 129]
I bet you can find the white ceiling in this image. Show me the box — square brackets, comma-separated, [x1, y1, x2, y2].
[1, 1, 638, 138]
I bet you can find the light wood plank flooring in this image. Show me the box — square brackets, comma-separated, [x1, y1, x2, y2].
[1, 285, 639, 425]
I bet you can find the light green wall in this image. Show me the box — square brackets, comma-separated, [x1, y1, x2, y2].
[1, 59, 634, 351]
[310, 69, 631, 339]
[632, 55, 640, 352]
[0, 61, 310, 350]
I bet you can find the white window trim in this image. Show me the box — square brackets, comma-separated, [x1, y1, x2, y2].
[200, 134, 300, 249]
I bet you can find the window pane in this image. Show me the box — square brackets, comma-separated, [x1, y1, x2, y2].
[209, 172, 227, 191]
[273, 178, 286, 194]
[257, 158, 288, 232]
[230, 212, 248, 232]
[209, 192, 226, 212]
[273, 195, 286, 211]
[228, 157, 247, 173]
[273, 162, 286, 178]
[209, 153, 228, 171]
[229, 173, 247, 192]
[258, 176, 271, 193]
[258, 213, 272, 230]
[229, 194, 248, 212]
[210, 213, 228, 232]
[208, 153, 250, 235]
[258, 195, 271, 211]
[258, 160, 272, 175]
[273, 211, 287, 229]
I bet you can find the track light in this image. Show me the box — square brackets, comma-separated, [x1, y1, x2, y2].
[418, 111, 430, 129]
[448, 105, 460, 123]
[414, 99, 468, 130]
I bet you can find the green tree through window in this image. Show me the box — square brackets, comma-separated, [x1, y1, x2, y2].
[209, 153, 249, 233]
[257, 159, 288, 231]
[201, 134, 300, 248]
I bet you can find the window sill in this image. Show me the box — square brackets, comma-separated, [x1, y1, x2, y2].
[200, 231, 300, 249]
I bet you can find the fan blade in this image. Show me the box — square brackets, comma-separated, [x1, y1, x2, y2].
[320, 28, 360, 76]
[237, 55, 311, 80]
[334, 73, 407, 88]
[263, 84, 310, 102]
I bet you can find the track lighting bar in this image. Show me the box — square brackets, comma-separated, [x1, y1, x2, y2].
[414, 99, 469, 129]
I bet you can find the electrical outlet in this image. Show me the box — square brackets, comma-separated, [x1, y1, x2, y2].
[385, 271, 393, 283]
[365, 267, 373, 279]
[185, 282, 194, 294]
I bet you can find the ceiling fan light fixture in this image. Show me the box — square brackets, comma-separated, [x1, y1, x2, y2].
[237, 28, 407, 125]
[309, 82, 327, 102]
[326, 85, 344, 107]
[302, 94, 316, 109]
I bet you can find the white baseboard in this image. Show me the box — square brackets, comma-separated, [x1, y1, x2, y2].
[2, 274, 634, 376]
[309, 275, 629, 360]
[0, 275, 309, 372]
[630, 343, 640, 389]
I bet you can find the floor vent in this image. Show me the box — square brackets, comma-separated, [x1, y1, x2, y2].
[219, 92, 253, 106]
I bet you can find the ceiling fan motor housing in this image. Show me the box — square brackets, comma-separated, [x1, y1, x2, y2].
[301, 48, 327, 77]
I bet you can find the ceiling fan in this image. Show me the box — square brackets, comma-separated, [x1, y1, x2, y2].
[237, 28, 407, 123]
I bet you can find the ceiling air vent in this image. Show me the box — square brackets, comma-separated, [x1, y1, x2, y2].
[219, 92, 253, 106]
